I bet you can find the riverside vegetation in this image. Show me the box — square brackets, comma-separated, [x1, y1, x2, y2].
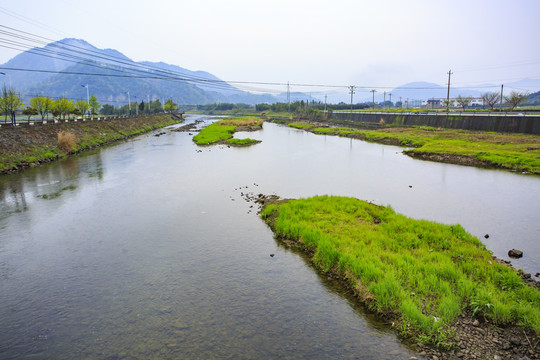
[0, 114, 179, 174]
[287, 122, 540, 174]
[260, 195, 540, 351]
[192, 117, 263, 146]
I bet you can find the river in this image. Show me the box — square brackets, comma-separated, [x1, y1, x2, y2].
[0, 114, 538, 359]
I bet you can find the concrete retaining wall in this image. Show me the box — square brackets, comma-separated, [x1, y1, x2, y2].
[331, 112, 540, 135]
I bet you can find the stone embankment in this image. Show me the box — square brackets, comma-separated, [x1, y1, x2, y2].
[0, 113, 180, 175]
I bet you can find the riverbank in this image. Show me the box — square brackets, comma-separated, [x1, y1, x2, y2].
[258, 195, 540, 360]
[192, 117, 263, 146]
[281, 120, 540, 174]
[0, 114, 180, 175]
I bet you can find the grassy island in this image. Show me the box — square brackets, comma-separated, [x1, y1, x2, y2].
[261, 195, 540, 347]
[287, 122, 540, 174]
[193, 117, 263, 146]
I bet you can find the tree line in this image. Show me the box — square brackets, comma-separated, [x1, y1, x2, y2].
[446, 91, 528, 111]
[0, 86, 179, 124]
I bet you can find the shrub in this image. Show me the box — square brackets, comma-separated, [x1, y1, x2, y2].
[57, 131, 76, 152]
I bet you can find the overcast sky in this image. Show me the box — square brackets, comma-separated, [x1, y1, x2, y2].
[1, 0, 539, 98]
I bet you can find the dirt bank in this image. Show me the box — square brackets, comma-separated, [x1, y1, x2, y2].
[0, 114, 180, 175]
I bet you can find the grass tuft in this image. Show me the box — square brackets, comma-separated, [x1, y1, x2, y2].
[57, 131, 76, 152]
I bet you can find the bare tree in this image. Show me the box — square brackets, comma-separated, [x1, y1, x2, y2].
[504, 91, 528, 111]
[442, 99, 451, 110]
[455, 95, 472, 110]
[481, 92, 500, 111]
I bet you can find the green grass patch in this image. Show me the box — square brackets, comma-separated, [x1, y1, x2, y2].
[288, 123, 314, 130]
[226, 138, 260, 146]
[261, 195, 540, 346]
[193, 117, 263, 146]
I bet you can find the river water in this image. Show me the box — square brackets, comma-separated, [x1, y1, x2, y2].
[0, 115, 538, 359]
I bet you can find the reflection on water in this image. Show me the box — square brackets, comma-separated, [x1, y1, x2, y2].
[0, 115, 539, 359]
[0, 153, 103, 221]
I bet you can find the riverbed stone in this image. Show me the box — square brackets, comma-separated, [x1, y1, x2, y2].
[508, 249, 523, 258]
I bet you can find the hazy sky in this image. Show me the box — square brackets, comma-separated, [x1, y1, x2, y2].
[1, 0, 539, 97]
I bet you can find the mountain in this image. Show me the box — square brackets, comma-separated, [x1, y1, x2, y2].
[382, 82, 483, 102]
[2, 38, 100, 91]
[2, 38, 539, 106]
[383, 79, 540, 104]
[0, 38, 274, 105]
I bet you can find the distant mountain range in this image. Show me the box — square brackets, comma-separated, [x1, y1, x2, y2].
[0, 38, 278, 105]
[1, 38, 539, 106]
[378, 79, 540, 104]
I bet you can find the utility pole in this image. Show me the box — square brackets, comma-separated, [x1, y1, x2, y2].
[324, 94, 327, 113]
[370, 89, 377, 107]
[499, 84, 504, 112]
[126, 91, 131, 116]
[348, 85, 356, 113]
[383, 91, 386, 111]
[287, 81, 290, 113]
[446, 69, 453, 113]
[81, 84, 89, 117]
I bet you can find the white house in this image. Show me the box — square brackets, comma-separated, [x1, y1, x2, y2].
[422, 98, 484, 108]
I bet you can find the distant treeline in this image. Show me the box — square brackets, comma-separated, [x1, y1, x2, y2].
[101, 99, 178, 116]
[178, 101, 371, 113]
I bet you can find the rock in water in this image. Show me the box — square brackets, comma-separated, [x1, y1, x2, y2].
[508, 249, 523, 258]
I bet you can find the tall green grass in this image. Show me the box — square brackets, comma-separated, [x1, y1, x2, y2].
[193, 117, 262, 145]
[261, 196, 540, 346]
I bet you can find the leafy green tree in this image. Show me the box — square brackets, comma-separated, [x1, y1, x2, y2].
[75, 99, 90, 118]
[481, 92, 500, 111]
[164, 99, 178, 112]
[0, 86, 24, 124]
[89, 95, 101, 118]
[139, 101, 145, 113]
[150, 99, 162, 114]
[100, 104, 116, 115]
[23, 107, 38, 120]
[54, 97, 74, 120]
[504, 91, 528, 111]
[30, 96, 53, 121]
[23, 107, 39, 121]
[256, 103, 271, 111]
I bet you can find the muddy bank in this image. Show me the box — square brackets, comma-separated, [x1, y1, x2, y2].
[251, 194, 540, 360]
[404, 151, 497, 170]
[0, 114, 180, 175]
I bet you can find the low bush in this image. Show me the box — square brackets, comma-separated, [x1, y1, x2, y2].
[57, 131, 76, 152]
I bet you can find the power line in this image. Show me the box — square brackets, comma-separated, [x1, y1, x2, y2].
[1, 25, 539, 98]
